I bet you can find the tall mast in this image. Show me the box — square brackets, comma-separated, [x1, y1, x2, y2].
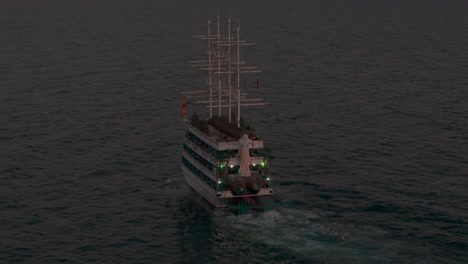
[236, 24, 241, 127]
[208, 19, 213, 118]
[228, 16, 232, 123]
[217, 14, 222, 117]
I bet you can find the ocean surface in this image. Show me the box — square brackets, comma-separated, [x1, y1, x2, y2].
[1, 0, 467, 263]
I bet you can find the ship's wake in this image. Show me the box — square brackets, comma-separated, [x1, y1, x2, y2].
[216, 208, 401, 263]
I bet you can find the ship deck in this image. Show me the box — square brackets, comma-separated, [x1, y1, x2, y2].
[207, 125, 237, 142]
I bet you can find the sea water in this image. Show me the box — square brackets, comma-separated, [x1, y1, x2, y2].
[1, 0, 467, 263]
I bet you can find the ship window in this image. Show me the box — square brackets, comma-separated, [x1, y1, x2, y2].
[187, 132, 216, 153]
[181, 157, 216, 189]
[228, 166, 239, 174]
[183, 143, 216, 170]
[251, 148, 264, 157]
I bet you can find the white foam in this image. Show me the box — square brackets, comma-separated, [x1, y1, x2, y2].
[225, 208, 396, 262]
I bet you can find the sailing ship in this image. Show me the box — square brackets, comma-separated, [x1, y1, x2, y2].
[180, 14, 278, 213]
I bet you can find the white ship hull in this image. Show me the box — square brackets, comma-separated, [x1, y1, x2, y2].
[182, 165, 226, 208]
